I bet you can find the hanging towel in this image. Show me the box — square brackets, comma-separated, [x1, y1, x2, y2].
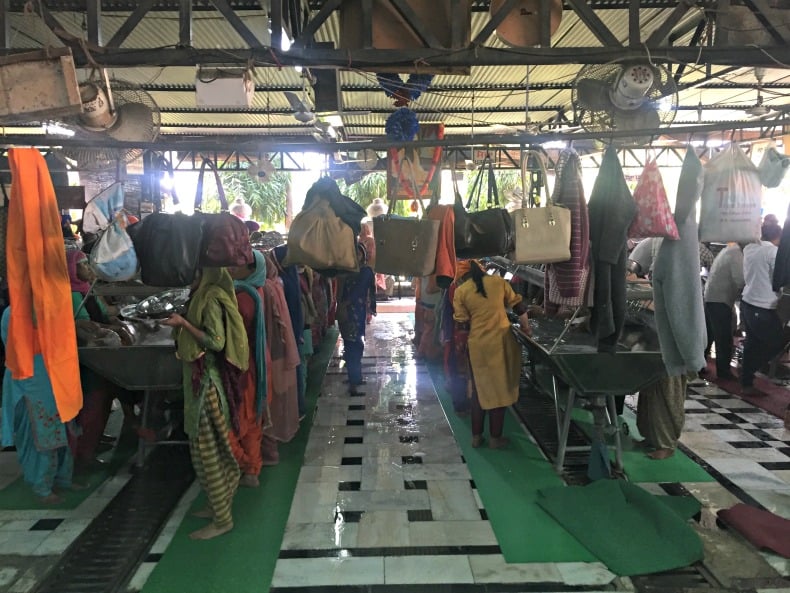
[426, 204, 456, 291]
[587, 147, 637, 352]
[652, 148, 707, 376]
[545, 148, 591, 308]
[6, 148, 82, 422]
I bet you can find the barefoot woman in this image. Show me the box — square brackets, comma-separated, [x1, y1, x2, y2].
[162, 267, 249, 540]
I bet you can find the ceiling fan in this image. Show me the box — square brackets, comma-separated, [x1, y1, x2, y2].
[743, 67, 785, 120]
[572, 60, 678, 143]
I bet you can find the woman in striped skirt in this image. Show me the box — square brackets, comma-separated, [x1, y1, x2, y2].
[163, 267, 249, 540]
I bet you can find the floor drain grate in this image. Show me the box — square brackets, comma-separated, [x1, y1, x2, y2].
[34, 445, 194, 593]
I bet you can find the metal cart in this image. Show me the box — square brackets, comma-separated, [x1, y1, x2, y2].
[512, 319, 665, 475]
[78, 345, 183, 467]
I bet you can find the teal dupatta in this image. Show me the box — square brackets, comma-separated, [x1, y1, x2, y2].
[234, 250, 268, 419]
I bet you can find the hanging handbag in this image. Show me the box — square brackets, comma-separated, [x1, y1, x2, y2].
[194, 158, 254, 268]
[373, 160, 440, 276]
[627, 156, 679, 240]
[129, 212, 204, 287]
[509, 150, 571, 264]
[284, 196, 359, 272]
[454, 154, 515, 259]
[699, 144, 762, 243]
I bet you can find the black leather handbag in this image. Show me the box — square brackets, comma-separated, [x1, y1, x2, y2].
[454, 155, 515, 259]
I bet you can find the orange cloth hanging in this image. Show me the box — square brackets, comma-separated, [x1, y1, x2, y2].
[6, 148, 83, 422]
[426, 204, 456, 292]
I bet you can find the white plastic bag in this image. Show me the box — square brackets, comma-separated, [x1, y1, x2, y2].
[90, 213, 138, 281]
[82, 182, 124, 234]
[699, 144, 762, 243]
[758, 146, 790, 188]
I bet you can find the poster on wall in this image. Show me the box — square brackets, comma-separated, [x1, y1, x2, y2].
[387, 123, 444, 203]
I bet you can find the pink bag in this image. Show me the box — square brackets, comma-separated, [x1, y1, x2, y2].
[628, 159, 679, 240]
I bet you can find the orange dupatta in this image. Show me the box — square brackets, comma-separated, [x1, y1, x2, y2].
[6, 148, 82, 421]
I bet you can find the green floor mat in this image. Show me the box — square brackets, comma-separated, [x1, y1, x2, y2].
[537, 480, 703, 576]
[0, 439, 136, 510]
[571, 408, 715, 483]
[427, 363, 595, 564]
[141, 329, 338, 593]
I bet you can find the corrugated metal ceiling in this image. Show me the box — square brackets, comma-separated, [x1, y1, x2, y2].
[2, 3, 788, 141]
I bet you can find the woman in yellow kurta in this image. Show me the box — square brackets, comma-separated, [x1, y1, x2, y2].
[453, 261, 530, 449]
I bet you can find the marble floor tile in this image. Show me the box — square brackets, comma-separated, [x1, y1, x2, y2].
[684, 481, 744, 512]
[760, 553, 790, 577]
[287, 483, 340, 524]
[281, 521, 359, 550]
[775, 470, 790, 485]
[357, 510, 410, 547]
[402, 462, 472, 481]
[272, 557, 385, 587]
[701, 428, 768, 441]
[0, 531, 50, 555]
[469, 555, 562, 583]
[737, 412, 788, 425]
[384, 555, 474, 584]
[360, 462, 404, 491]
[705, 458, 790, 491]
[556, 562, 617, 586]
[0, 567, 18, 587]
[427, 480, 481, 521]
[302, 443, 345, 466]
[409, 520, 497, 547]
[0, 520, 38, 531]
[679, 432, 744, 458]
[744, 488, 790, 519]
[764, 428, 790, 440]
[336, 489, 429, 512]
[299, 465, 362, 484]
[126, 562, 157, 592]
[736, 447, 790, 464]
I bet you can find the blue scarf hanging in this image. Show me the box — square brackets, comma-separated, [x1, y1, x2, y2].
[234, 250, 268, 419]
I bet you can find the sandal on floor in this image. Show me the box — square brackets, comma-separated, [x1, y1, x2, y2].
[471, 435, 484, 448]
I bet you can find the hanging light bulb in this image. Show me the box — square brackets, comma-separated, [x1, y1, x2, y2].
[410, 199, 419, 213]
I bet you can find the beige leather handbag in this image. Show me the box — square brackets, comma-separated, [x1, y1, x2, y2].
[509, 150, 571, 264]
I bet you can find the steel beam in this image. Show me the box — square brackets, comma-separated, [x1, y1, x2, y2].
[87, 0, 101, 45]
[179, 0, 192, 47]
[3, 119, 788, 151]
[473, 0, 520, 45]
[35, 44, 790, 68]
[739, 0, 790, 45]
[539, 0, 551, 47]
[361, 0, 372, 48]
[628, 0, 639, 47]
[106, 0, 156, 47]
[563, 0, 620, 46]
[645, 1, 691, 47]
[388, 0, 443, 48]
[297, 0, 342, 45]
[271, 0, 283, 50]
[210, 0, 263, 47]
[0, 0, 9, 49]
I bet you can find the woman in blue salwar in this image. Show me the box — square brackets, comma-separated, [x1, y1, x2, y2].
[1, 308, 75, 503]
[336, 244, 376, 394]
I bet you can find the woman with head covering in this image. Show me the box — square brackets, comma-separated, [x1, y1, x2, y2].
[66, 249, 114, 470]
[453, 260, 530, 448]
[336, 243, 376, 393]
[162, 268, 249, 540]
[67, 250, 109, 324]
[227, 251, 268, 488]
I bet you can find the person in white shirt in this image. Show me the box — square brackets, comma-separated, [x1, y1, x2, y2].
[704, 244, 746, 380]
[740, 223, 783, 394]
